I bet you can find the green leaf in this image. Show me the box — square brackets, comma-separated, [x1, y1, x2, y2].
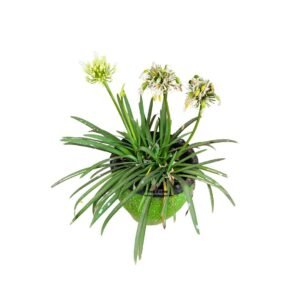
[149, 114, 157, 129]
[167, 151, 178, 173]
[198, 165, 227, 177]
[83, 133, 132, 152]
[139, 96, 153, 147]
[174, 176, 200, 234]
[91, 166, 154, 226]
[199, 172, 235, 207]
[80, 158, 117, 178]
[174, 164, 227, 178]
[72, 169, 128, 222]
[178, 170, 235, 207]
[117, 95, 136, 143]
[172, 117, 197, 140]
[134, 195, 152, 262]
[161, 181, 170, 229]
[123, 94, 136, 128]
[207, 184, 214, 212]
[119, 94, 139, 144]
[62, 137, 125, 156]
[138, 96, 148, 146]
[71, 116, 119, 141]
[189, 139, 237, 149]
[51, 158, 112, 187]
[163, 131, 193, 149]
[175, 149, 206, 165]
[139, 146, 159, 163]
[159, 99, 166, 148]
[147, 98, 154, 124]
[100, 168, 162, 234]
[70, 175, 103, 199]
[199, 158, 225, 165]
[51, 168, 86, 188]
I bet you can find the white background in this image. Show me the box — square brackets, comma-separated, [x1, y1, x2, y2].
[1, 0, 299, 299]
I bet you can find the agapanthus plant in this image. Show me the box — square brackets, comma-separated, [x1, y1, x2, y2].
[52, 56, 236, 262]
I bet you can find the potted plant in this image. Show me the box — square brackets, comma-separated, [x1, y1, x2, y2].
[52, 56, 236, 262]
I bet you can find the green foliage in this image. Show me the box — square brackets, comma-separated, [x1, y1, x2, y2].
[52, 58, 236, 262]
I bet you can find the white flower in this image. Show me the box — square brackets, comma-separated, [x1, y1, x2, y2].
[185, 75, 220, 109]
[140, 63, 182, 100]
[84, 56, 116, 85]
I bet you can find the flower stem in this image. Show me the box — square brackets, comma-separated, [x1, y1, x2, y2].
[185, 104, 203, 146]
[163, 92, 172, 135]
[103, 82, 123, 118]
[163, 93, 170, 119]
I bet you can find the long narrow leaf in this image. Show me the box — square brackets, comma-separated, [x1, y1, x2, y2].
[134, 195, 151, 262]
[100, 168, 163, 234]
[62, 137, 125, 156]
[174, 176, 200, 234]
[189, 139, 237, 149]
[91, 166, 154, 226]
[51, 168, 86, 188]
[172, 117, 197, 140]
[71, 116, 119, 141]
[207, 184, 214, 212]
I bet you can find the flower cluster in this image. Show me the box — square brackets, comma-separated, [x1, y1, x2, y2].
[185, 75, 220, 109]
[140, 63, 182, 100]
[84, 56, 116, 85]
[83, 56, 220, 113]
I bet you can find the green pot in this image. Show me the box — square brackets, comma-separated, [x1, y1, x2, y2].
[119, 185, 194, 225]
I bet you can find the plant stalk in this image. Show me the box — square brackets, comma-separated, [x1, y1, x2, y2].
[184, 103, 204, 147]
[103, 82, 123, 118]
[163, 93, 170, 120]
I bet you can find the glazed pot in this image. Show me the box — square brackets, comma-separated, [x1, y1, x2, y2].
[110, 138, 198, 225]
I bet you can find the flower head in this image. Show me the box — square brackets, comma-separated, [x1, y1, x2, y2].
[84, 56, 116, 85]
[140, 63, 182, 100]
[185, 75, 220, 109]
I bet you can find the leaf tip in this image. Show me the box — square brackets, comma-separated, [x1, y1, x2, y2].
[100, 225, 106, 235]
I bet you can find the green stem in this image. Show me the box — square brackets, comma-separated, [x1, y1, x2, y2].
[103, 82, 123, 118]
[163, 92, 171, 136]
[162, 92, 171, 160]
[184, 104, 203, 146]
[163, 93, 170, 119]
